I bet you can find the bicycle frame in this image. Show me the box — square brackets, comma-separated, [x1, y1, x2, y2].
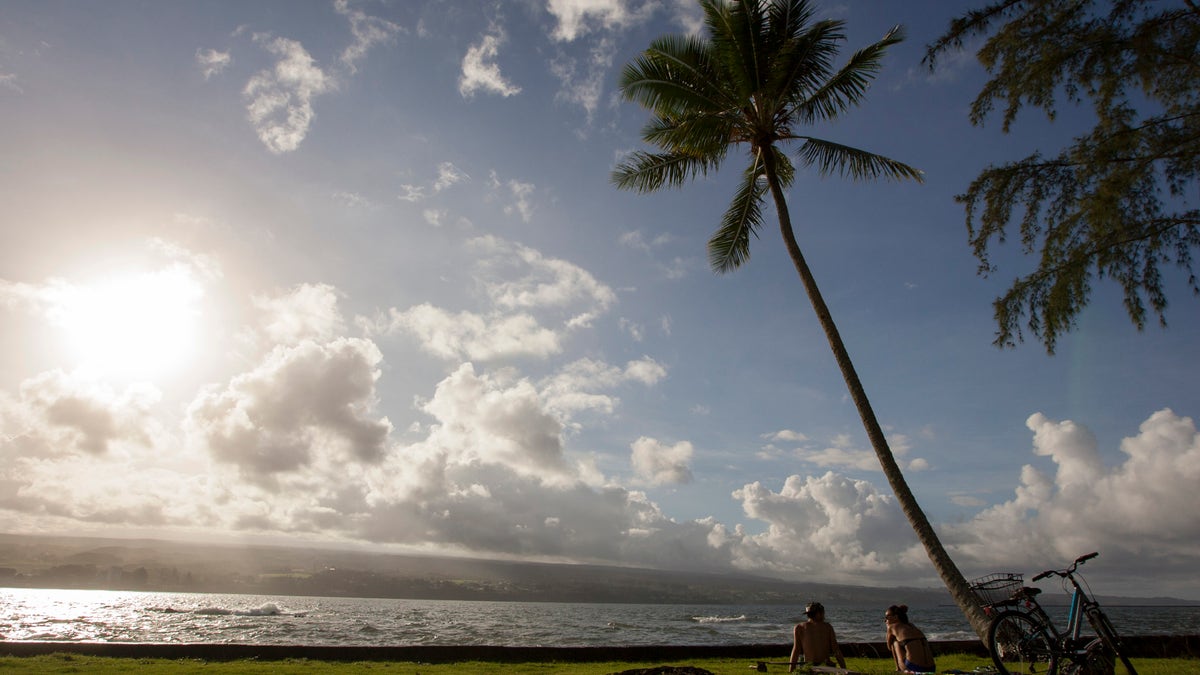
[1063, 576, 1090, 642]
[1029, 552, 1136, 674]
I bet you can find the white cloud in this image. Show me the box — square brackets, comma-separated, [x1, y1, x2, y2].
[945, 409, 1200, 583]
[764, 429, 809, 443]
[538, 356, 666, 420]
[619, 317, 643, 341]
[185, 338, 392, 487]
[624, 356, 666, 385]
[458, 26, 521, 98]
[423, 208, 448, 227]
[470, 235, 616, 326]
[503, 179, 536, 222]
[334, 0, 402, 74]
[619, 230, 673, 252]
[631, 436, 693, 485]
[398, 184, 426, 202]
[549, 37, 615, 119]
[381, 303, 562, 361]
[795, 432, 929, 473]
[252, 283, 346, 346]
[434, 162, 470, 191]
[244, 35, 335, 153]
[730, 471, 916, 578]
[1, 371, 161, 458]
[195, 48, 231, 79]
[545, 0, 655, 42]
[418, 363, 570, 482]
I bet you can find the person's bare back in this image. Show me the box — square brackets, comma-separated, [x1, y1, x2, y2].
[789, 602, 845, 672]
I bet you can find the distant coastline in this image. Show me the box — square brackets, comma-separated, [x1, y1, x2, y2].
[1, 532, 1193, 606]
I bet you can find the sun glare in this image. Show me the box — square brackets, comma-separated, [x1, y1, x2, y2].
[50, 267, 203, 381]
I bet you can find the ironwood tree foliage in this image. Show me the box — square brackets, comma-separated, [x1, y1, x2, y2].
[612, 0, 992, 639]
[926, 0, 1200, 353]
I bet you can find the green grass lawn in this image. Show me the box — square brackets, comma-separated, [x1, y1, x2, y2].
[0, 653, 1194, 674]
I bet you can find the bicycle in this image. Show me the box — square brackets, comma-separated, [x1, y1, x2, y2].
[969, 552, 1138, 675]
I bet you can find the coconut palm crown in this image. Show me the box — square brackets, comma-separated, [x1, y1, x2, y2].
[612, 0, 990, 639]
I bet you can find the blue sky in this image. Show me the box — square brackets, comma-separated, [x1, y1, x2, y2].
[1, 0, 1197, 600]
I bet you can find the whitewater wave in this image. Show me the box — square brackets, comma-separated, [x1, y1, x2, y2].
[691, 614, 747, 624]
[153, 602, 305, 617]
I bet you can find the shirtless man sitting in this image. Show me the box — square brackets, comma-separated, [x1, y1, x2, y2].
[790, 601, 846, 672]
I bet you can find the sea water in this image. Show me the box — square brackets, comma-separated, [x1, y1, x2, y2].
[1, 588, 1197, 647]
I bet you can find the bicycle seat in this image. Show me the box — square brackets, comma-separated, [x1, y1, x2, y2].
[1019, 586, 1042, 598]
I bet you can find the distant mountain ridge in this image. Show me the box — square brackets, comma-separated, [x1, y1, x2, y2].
[0, 532, 1190, 606]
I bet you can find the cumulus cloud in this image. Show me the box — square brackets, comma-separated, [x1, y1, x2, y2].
[244, 35, 336, 153]
[367, 236, 617, 363]
[195, 48, 232, 79]
[631, 436, 693, 485]
[946, 409, 1200, 585]
[380, 303, 562, 361]
[470, 235, 616, 326]
[418, 363, 571, 482]
[731, 472, 916, 578]
[1, 371, 160, 458]
[459, 26, 521, 98]
[252, 283, 346, 345]
[186, 338, 392, 486]
[538, 356, 666, 420]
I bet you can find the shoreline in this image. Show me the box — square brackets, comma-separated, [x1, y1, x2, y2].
[2, 636, 1197, 662]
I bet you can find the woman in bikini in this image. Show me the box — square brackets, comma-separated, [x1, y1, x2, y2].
[885, 604, 936, 673]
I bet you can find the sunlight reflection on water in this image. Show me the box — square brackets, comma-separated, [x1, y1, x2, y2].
[1, 588, 1196, 647]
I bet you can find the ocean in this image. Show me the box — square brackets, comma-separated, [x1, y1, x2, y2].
[1, 587, 1197, 647]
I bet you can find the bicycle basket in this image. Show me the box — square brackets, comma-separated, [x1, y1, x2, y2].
[969, 573, 1022, 605]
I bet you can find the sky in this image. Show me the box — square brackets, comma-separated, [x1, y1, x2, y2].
[1, 0, 1198, 601]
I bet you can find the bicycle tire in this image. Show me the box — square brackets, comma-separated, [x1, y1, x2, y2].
[1058, 639, 1114, 675]
[988, 609, 1059, 675]
[1086, 608, 1138, 675]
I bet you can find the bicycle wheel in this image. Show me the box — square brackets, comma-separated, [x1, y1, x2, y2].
[1086, 609, 1138, 675]
[988, 610, 1059, 675]
[1058, 639, 1114, 675]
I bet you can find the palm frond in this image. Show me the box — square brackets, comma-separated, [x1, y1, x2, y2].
[795, 137, 924, 182]
[611, 150, 720, 193]
[765, 0, 819, 55]
[620, 34, 726, 116]
[790, 25, 905, 124]
[770, 145, 795, 190]
[708, 158, 768, 273]
[703, 0, 763, 100]
[768, 19, 843, 109]
[641, 113, 736, 157]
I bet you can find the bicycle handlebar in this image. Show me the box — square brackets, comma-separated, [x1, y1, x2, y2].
[1032, 551, 1100, 583]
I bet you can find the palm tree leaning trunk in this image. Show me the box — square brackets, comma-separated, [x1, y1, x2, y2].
[760, 148, 991, 639]
[613, 0, 991, 639]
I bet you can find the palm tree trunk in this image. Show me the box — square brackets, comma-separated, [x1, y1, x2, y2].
[759, 147, 991, 641]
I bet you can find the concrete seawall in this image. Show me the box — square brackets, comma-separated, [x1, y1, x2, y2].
[1, 636, 1197, 662]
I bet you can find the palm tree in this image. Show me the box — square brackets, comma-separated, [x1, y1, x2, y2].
[612, 0, 990, 639]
